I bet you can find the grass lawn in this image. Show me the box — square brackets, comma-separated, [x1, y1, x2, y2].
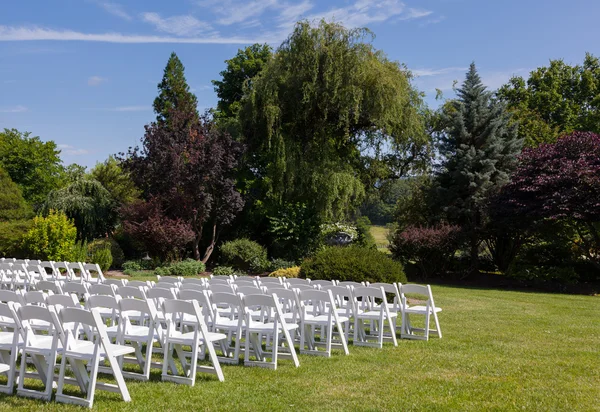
[370, 225, 391, 253]
[1, 285, 598, 411]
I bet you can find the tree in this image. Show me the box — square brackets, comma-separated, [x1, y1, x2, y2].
[91, 156, 140, 206]
[0, 167, 34, 257]
[497, 53, 600, 147]
[240, 21, 426, 223]
[0, 128, 64, 207]
[124, 110, 244, 262]
[120, 198, 195, 261]
[153, 52, 199, 125]
[21, 210, 77, 261]
[212, 43, 272, 119]
[42, 179, 116, 241]
[494, 131, 600, 271]
[437, 63, 523, 270]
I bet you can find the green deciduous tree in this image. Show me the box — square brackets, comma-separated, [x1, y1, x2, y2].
[437, 63, 523, 270]
[240, 21, 426, 223]
[212, 43, 272, 119]
[91, 155, 140, 206]
[0, 167, 34, 257]
[497, 53, 600, 147]
[42, 179, 116, 241]
[153, 52, 199, 125]
[0, 128, 64, 207]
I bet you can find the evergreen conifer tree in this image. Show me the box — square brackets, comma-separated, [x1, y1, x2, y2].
[438, 63, 523, 270]
[153, 52, 199, 124]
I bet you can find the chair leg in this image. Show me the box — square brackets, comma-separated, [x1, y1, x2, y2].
[433, 311, 442, 338]
[425, 311, 431, 341]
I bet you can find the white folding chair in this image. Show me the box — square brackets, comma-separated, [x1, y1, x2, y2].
[82, 263, 106, 284]
[85, 294, 121, 328]
[368, 282, 403, 336]
[0, 302, 20, 394]
[104, 278, 128, 287]
[257, 277, 283, 285]
[337, 281, 365, 289]
[286, 278, 311, 286]
[298, 289, 349, 357]
[161, 299, 226, 385]
[62, 282, 89, 300]
[242, 293, 299, 369]
[34, 280, 63, 295]
[326, 286, 357, 341]
[12, 303, 61, 401]
[88, 283, 118, 297]
[353, 286, 398, 348]
[400, 284, 442, 341]
[209, 292, 245, 364]
[67, 262, 85, 283]
[310, 280, 335, 289]
[54, 307, 135, 408]
[51, 262, 72, 282]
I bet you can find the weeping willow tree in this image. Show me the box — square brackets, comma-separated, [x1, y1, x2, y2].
[240, 20, 426, 222]
[42, 179, 116, 241]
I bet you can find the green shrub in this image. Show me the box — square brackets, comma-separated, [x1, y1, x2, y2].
[21, 210, 77, 261]
[268, 258, 296, 272]
[90, 247, 113, 272]
[71, 241, 89, 262]
[355, 216, 377, 249]
[220, 238, 268, 273]
[0, 219, 32, 258]
[155, 259, 206, 277]
[269, 266, 301, 278]
[122, 261, 142, 272]
[300, 246, 406, 284]
[212, 266, 236, 276]
[88, 238, 125, 268]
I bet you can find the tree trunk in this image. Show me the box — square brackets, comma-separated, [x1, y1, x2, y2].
[201, 222, 218, 264]
[193, 217, 203, 261]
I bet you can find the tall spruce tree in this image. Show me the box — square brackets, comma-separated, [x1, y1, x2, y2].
[153, 52, 199, 124]
[437, 63, 523, 270]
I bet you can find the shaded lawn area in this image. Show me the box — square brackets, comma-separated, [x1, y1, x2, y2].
[370, 225, 391, 253]
[1, 285, 598, 411]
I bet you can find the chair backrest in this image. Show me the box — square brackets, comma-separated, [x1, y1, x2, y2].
[310, 280, 335, 288]
[82, 263, 105, 283]
[369, 282, 401, 307]
[337, 281, 365, 288]
[208, 284, 235, 294]
[268, 288, 300, 321]
[104, 278, 128, 287]
[16, 304, 59, 342]
[40, 261, 57, 277]
[47, 293, 81, 309]
[62, 282, 89, 297]
[25, 264, 47, 281]
[208, 278, 232, 285]
[127, 280, 152, 289]
[210, 292, 243, 321]
[288, 284, 315, 291]
[34, 280, 63, 294]
[67, 262, 85, 281]
[0, 289, 23, 304]
[234, 279, 258, 288]
[180, 283, 205, 291]
[236, 286, 266, 296]
[117, 285, 147, 300]
[298, 289, 334, 316]
[147, 287, 178, 300]
[120, 297, 157, 325]
[182, 277, 206, 286]
[88, 283, 117, 297]
[210, 274, 233, 281]
[242, 293, 283, 325]
[400, 284, 435, 307]
[353, 286, 389, 312]
[156, 276, 181, 284]
[286, 278, 310, 286]
[162, 299, 210, 336]
[24, 290, 48, 306]
[257, 277, 282, 285]
[327, 286, 356, 313]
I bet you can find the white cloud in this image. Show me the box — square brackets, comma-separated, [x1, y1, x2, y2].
[58, 144, 90, 155]
[141, 12, 212, 37]
[210, 0, 280, 26]
[91, 1, 132, 21]
[0, 105, 28, 113]
[305, 0, 430, 29]
[0, 25, 269, 44]
[88, 75, 107, 86]
[419, 15, 446, 27]
[412, 67, 467, 77]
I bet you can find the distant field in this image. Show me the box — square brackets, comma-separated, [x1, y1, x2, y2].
[370, 225, 391, 253]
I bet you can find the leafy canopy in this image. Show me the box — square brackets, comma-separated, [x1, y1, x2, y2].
[91, 155, 140, 205]
[0, 128, 64, 207]
[240, 20, 426, 222]
[497, 53, 600, 147]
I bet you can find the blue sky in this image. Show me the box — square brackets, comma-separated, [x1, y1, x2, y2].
[1, 0, 599, 168]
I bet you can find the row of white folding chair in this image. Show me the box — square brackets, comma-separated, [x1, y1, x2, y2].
[0, 299, 133, 407]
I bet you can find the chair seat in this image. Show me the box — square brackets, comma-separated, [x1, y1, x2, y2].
[64, 341, 134, 361]
[167, 330, 227, 346]
[0, 363, 10, 374]
[214, 318, 242, 330]
[247, 322, 299, 333]
[356, 310, 398, 320]
[0, 316, 16, 328]
[123, 325, 159, 341]
[24, 335, 63, 355]
[405, 306, 442, 314]
[304, 314, 350, 325]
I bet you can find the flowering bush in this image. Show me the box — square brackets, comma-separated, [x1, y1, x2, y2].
[269, 266, 301, 278]
[390, 224, 462, 278]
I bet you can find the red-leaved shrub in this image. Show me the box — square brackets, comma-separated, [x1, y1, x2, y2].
[390, 224, 462, 278]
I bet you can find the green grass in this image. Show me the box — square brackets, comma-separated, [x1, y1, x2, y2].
[1, 285, 598, 411]
[370, 225, 391, 253]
